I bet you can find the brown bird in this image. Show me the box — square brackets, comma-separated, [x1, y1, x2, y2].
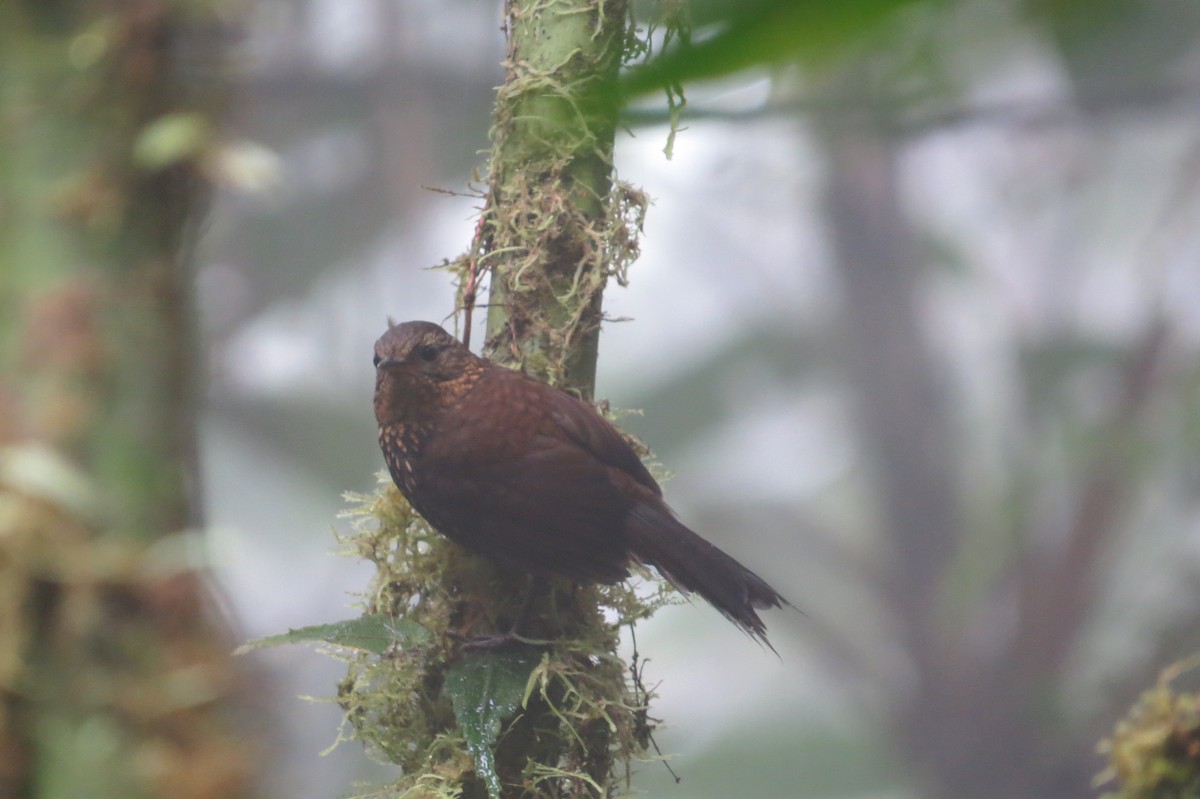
[373, 320, 788, 646]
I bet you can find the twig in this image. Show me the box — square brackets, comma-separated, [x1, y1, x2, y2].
[460, 195, 493, 349]
[628, 625, 680, 784]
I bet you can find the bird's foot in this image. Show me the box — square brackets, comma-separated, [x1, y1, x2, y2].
[448, 630, 550, 650]
[446, 575, 552, 650]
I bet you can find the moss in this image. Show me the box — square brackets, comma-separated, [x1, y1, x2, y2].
[448, 170, 648, 392]
[439, 0, 657, 393]
[1097, 658, 1200, 799]
[351, 3, 694, 796]
[334, 479, 675, 798]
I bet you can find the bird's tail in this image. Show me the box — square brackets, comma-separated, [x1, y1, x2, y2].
[625, 501, 789, 648]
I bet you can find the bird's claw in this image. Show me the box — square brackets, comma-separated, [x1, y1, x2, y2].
[448, 630, 550, 650]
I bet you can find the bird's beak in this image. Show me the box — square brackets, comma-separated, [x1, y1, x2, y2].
[376, 357, 403, 370]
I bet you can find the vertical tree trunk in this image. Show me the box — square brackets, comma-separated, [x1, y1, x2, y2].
[480, 0, 634, 394]
[475, 1, 638, 794]
[0, 4, 252, 798]
[342, 2, 651, 797]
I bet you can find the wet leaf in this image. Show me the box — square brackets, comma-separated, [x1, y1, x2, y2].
[234, 614, 429, 655]
[445, 649, 543, 799]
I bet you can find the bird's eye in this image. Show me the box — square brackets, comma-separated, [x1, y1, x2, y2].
[418, 344, 439, 362]
[373, 353, 381, 367]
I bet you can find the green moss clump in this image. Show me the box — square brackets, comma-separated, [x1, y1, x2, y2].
[1097, 659, 1200, 799]
[334, 477, 674, 798]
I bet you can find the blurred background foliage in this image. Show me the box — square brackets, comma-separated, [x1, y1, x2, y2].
[115, 0, 1200, 796]
[201, 1, 1200, 796]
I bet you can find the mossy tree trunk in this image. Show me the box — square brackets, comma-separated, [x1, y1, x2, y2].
[0, 4, 253, 798]
[478, 0, 641, 393]
[474, 0, 644, 795]
[342, 1, 654, 798]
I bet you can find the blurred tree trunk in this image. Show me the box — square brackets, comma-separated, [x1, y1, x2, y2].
[616, 1, 1197, 797]
[816, 58, 1164, 799]
[0, 3, 254, 798]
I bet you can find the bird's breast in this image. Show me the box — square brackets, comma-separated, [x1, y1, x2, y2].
[379, 422, 430, 498]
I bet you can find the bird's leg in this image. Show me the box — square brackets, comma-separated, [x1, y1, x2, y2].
[507, 574, 545, 634]
[455, 575, 549, 650]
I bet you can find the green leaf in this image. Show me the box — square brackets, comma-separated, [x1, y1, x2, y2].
[234, 614, 430, 655]
[445, 649, 543, 799]
[623, 0, 928, 96]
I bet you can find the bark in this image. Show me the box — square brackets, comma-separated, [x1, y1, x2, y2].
[0, 4, 254, 798]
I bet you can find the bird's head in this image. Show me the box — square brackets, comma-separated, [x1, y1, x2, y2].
[373, 321, 480, 427]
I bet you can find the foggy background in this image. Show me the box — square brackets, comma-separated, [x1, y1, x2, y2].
[194, 1, 1200, 797]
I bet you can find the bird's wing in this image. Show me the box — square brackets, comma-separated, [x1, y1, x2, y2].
[539, 382, 662, 497]
[409, 370, 655, 581]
